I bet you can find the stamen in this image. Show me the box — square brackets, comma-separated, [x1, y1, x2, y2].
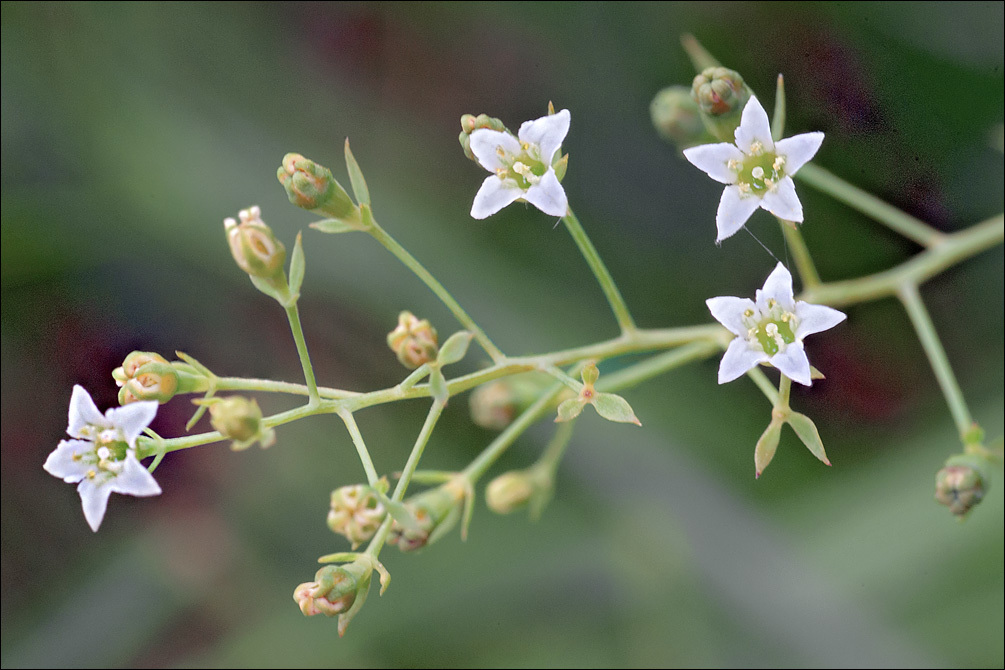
[749, 140, 763, 155]
[727, 159, 740, 171]
[772, 156, 785, 171]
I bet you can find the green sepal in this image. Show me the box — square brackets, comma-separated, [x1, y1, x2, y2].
[407, 469, 457, 485]
[786, 412, 830, 466]
[755, 419, 783, 478]
[593, 393, 642, 426]
[580, 362, 599, 386]
[553, 153, 569, 182]
[310, 218, 362, 234]
[555, 398, 585, 423]
[437, 331, 473, 366]
[458, 479, 475, 541]
[288, 231, 305, 300]
[249, 273, 291, 306]
[317, 551, 361, 564]
[429, 367, 449, 406]
[426, 501, 462, 546]
[336, 568, 372, 638]
[371, 490, 422, 533]
[174, 351, 214, 378]
[344, 138, 371, 208]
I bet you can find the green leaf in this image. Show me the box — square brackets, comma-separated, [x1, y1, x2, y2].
[288, 231, 305, 298]
[437, 331, 473, 366]
[593, 393, 642, 426]
[555, 398, 585, 423]
[755, 419, 783, 478]
[786, 412, 831, 465]
[429, 367, 449, 406]
[344, 138, 371, 207]
[309, 218, 361, 234]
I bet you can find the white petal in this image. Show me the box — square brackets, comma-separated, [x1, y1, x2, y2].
[794, 301, 846, 339]
[715, 186, 760, 242]
[68, 385, 105, 437]
[522, 169, 568, 217]
[78, 478, 114, 532]
[718, 338, 769, 384]
[471, 176, 524, 219]
[734, 96, 774, 154]
[682, 142, 743, 184]
[775, 132, 824, 174]
[105, 401, 158, 448]
[518, 109, 570, 164]
[770, 341, 812, 386]
[756, 263, 795, 311]
[760, 176, 803, 222]
[469, 129, 521, 172]
[706, 296, 756, 336]
[111, 454, 162, 497]
[44, 439, 93, 483]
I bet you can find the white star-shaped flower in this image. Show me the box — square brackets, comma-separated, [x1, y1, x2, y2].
[683, 96, 824, 242]
[469, 109, 570, 219]
[707, 263, 845, 386]
[44, 385, 161, 531]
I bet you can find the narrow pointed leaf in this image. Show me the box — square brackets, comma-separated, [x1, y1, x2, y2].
[317, 551, 360, 564]
[786, 412, 830, 465]
[555, 398, 585, 423]
[344, 138, 371, 207]
[437, 331, 473, 365]
[288, 231, 305, 297]
[459, 482, 474, 541]
[593, 393, 642, 426]
[372, 490, 421, 532]
[310, 218, 361, 234]
[755, 419, 783, 478]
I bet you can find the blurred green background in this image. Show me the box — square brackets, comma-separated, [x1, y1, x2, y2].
[2, 2, 1002, 667]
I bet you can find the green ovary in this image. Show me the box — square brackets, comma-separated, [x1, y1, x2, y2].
[753, 318, 796, 356]
[506, 150, 547, 190]
[738, 152, 782, 194]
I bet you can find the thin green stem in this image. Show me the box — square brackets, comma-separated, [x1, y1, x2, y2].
[367, 219, 505, 362]
[680, 34, 720, 71]
[897, 283, 973, 439]
[215, 377, 360, 398]
[776, 375, 792, 410]
[542, 365, 583, 391]
[796, 163, 945, 248]
[596, 341, 720, 393]
[337, 410, 381, 485]
[562, 207, 637, 334]
[778, 219, 821, 289]
[285, 304, 320, 404]
[537, 421, 575, 475]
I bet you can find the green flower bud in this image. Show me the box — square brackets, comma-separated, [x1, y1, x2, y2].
[485, 470, 534, 515]
[205, 396, 276, 451]
[691, 67, 752, 142]
[327, 484, 386, 549]
[935, 454, 990, 517]
[469, 372, 554, 431]
[390, 479, 466, 552]
[113, 352, 179, 404]
[224, 206, 286, 279]
[277, 153, 357, 221]
[293, 562, 371, 617]
[387, 311, 439, 370]
[650, 85, 710, 148]
[458, 113, 508, 161]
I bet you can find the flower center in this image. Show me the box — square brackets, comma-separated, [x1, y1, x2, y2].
[743, 304, 797, 356]
[495, 142, 548, 190]
[731, 148, 785, 197]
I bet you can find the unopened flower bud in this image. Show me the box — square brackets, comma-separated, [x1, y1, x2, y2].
[294, 562, 371, 617]
[469, 372, 554, 430]
[387, 311, 439, 370]
[389, 480, 466, 552]
[458, 113, 508, 161]
[113, 352, 179, 404]
[486, 471, 535, 514]
[935, 454, 989, 517]
[691, 67, 752, 142]
[328, 484, 386, 549]
[651, 85, 709, 148]
[224, 206, 286, 279]
[278, 153, 357, 220]
[205, 396, 275, 451]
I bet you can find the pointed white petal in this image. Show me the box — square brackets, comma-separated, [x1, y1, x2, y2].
[68, 385, 105, 437]
[718, 338, 769, 384]
[706, 296, 756, 336]
[734, 96, 774, 154]
[716, 186, 760, 242]
[518, 109, 570, 164]
[522, 169, 568, 217]
[760, 176, 803, 222]
[471, 176, 524, 219]
[756, 263, 795, 311]
[770, 341, 812, 386]
[44, 440, 93, 483]
[106, 401, 158, 448]
[682, 142, 743, 184]
[469, 129, 521, 172]
[112, 454, 162, 497]
[78, 479, 114, 532]
[794, 302, 846, 338]
[775, 132, 824, 174]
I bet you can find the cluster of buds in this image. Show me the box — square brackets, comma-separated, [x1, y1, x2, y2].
[327, 483, 387, 549]
[389, 478, 468, 552]
[201, 395, 275, 451]
[650, 85, 710, 149]
[458, 113, 508, 162]
[112, 352, 180, 404]
[224, 206, 286, 280]
[278, 153, 358, 221]
[387, 311, 439, 370]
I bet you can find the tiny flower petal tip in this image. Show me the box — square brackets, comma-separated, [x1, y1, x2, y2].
[682, 95, 823, 242]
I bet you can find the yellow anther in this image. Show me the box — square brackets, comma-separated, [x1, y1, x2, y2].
[86, 469, 97, 480]
[743, 309, 754, 318]
[749, 140, 763, 155]
[727, 159, 740, 171]
[772, 156, 785, 171]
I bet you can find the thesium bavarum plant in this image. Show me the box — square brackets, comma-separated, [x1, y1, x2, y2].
[44, 36, 1003, 636]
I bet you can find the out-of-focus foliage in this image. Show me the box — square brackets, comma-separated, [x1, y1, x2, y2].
[2, 3, 1002, 667]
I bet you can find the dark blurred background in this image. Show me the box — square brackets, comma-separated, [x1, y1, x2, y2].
[2, 3, 1002, 667]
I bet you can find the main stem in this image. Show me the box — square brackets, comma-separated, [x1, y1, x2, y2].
[563, 207, 637, 334]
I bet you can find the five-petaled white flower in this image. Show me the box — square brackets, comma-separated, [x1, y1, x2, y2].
[683, 96, 824, 242]
[44, 385, 161, 531]
[469, 109, 570, 220]
[707, 263, 845, 386]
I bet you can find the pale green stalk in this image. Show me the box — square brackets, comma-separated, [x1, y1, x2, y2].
[285, 304, 320, 404]
[337, 410, 381, 485]
[771, 74, 786, 142]
[746, 367, 780, 405]
[778, 219, 821, 289]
